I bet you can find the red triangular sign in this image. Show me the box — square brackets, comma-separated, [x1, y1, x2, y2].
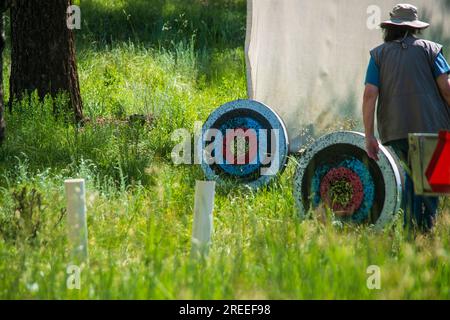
[426, 131, 450, 193]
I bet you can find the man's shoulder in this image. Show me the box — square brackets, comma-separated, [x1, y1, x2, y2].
[412, 38, 443, 54]
[371, 42, 387, 52]
[370, 43, 388, 60]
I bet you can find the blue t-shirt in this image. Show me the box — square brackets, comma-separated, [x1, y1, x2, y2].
[365, 52, 450, 87]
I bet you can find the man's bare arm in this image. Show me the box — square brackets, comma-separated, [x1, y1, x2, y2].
[437, 74, 450, 106]
[362, 84, 380, 161]
[362, 84, 379, 138]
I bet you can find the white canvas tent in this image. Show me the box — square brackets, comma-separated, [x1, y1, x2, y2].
[245, 0, 450, 152]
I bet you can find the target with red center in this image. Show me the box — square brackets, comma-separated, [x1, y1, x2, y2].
[223, 127, 259, 166]
[319, 167, 364, 217]
[201, 100, 289, 190]
[219, 118, 263, 176]
[294, 131, 404, 229]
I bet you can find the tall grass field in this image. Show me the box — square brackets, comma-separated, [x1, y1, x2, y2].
[0, 0, 449, 300]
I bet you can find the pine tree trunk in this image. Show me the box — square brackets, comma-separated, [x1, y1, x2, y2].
[9, 0, 83, 121]
[0, 11, 6, 143]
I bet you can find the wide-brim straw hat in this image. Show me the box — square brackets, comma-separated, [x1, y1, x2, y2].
[380, 4, 430, 29]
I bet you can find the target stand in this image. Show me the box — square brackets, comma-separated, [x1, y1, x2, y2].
[293, 131, 404, 229]
[200, 100, 289, 190]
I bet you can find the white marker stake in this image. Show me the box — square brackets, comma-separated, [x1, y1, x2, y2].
[191, 181, 215, 258]
[65, 179, 89, 264]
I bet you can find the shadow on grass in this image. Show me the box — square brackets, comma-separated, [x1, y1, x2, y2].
[77, 0, 246, 51]
[76, 0, 247, 88]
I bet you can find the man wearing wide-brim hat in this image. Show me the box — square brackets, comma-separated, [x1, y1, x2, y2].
[362, 4, 450, 232]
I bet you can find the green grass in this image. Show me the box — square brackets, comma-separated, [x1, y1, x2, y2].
[0, 0, 449, 300]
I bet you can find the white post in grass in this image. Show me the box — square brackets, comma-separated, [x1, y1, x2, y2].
[65, 179, 89, 264]
[191, 181, 215, 258]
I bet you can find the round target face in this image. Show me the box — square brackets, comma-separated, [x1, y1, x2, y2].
[218, 117, 265, 177]
[201, 100, 289, 189]
[294, 131, 404, 229]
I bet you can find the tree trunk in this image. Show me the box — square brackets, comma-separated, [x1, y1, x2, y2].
[0, 10, 6, 144]
[9, 0, 83, 121]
